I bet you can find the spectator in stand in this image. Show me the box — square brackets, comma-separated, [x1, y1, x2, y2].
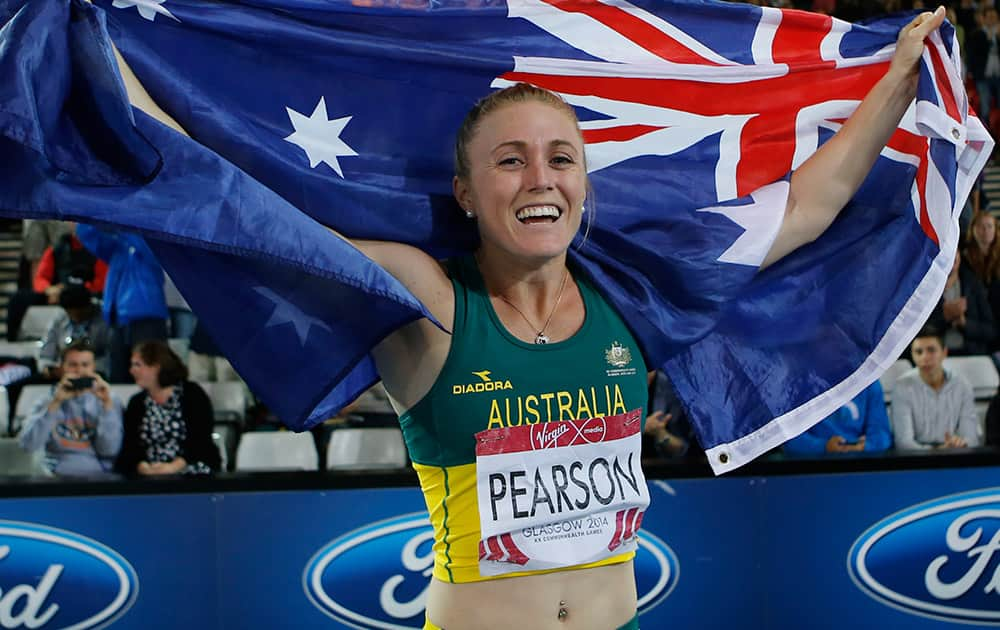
[115, 340, 220, 476]
[965, 209, 1000, 326]
[892, 326, 981, 451]
[19, 220, 71, 290]
[3, 282, 112, 436]
[783, 380, 892, 455]
[963, 211, 1000, 322]
[17, 341, 122, 477]
[33, 226, 108, 301]
[76, 225, 168, 383]
[968, 5, 1000, 133]
[7, 226, 108, 341]
[37, 283, 112, 381]
[642, 370, 702, 460]
[964, 211, 1000, 283]
[927, 249, 996, 355]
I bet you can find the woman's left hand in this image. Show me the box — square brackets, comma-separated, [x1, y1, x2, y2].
[888, 7, 946, 82]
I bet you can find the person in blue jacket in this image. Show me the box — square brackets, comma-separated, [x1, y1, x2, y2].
[76, 225, 168, 383]
[783, 380, 893, 455]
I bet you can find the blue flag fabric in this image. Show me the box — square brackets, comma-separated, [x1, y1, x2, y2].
[0, 0, 990, 473]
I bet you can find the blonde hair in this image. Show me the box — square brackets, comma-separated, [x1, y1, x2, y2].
[453, 83, 596, 247]
[454, 83, 581, 179]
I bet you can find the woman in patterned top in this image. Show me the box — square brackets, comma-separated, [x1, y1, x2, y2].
[114, 340, 221, 476]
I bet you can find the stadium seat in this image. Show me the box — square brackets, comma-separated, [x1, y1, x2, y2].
[0, 387, 9, 436]
[211, 431, 229, 473]
[12, 384, 53, 435]
[198, 381, 247, 424]
[0, 341, 42, 359]
[326, 427, 408, 470]
[943, 356, 999, 438]
[212, 422, 240, 472]
[234, 431, 318, 471]
[18, 306, 62, 341]
[879, 359, 914, 403]
[0, 437, 50, 477]
[943, 356, 1000, 400]
[109, 384, 141, 405]
[167, 337, 190, 363]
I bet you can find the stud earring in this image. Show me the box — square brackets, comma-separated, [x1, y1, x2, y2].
[465, 210, 475, 218]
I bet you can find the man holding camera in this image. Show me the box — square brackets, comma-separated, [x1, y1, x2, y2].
[18, 340, 123, 477]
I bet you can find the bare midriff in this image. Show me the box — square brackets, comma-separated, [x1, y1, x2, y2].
[425, 561, 636, 630]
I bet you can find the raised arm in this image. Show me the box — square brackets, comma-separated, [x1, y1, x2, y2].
[762, 7, 946, 269]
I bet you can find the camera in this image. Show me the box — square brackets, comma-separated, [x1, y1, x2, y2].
[67, 376, 94, 390]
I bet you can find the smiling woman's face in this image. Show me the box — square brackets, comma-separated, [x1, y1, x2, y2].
[454, 100, 587, 264]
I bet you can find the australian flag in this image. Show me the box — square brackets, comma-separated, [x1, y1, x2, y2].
[0, 0, 990, 473]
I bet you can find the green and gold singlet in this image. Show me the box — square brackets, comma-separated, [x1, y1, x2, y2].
[399, 256, 647, 584]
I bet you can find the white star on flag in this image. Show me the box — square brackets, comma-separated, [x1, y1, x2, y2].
[253, 287, 333, 346]
[284, 97, 358, 178]
[111, 0, 180, 22]
[696, 180, 788, 267]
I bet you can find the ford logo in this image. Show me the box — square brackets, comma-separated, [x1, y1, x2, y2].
[848, 488, 1000, 625]
[304, 513, 678, 629]
[0, 520, 138, 629]
[635, 528, 679, 614]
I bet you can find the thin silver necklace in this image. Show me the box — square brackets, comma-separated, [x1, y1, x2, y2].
[495, 268, 570, 345]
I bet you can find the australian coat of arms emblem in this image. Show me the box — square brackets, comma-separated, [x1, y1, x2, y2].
[605, 341, 632, 368]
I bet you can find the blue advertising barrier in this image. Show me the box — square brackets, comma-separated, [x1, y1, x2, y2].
[0, 466, 996, 629]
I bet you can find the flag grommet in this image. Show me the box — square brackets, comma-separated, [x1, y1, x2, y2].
[951, 128, 961, 141]
[718, 452, 729, 465]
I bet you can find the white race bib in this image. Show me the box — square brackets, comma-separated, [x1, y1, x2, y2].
[474, 409, 649, 577]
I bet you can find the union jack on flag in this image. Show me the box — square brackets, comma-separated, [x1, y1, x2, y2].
[0, 0, 990, 472]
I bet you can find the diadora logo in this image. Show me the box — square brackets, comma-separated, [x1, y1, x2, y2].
[305, 513, 678, 628]
[848, 488, 1000, 625]
[0, 521, 138, 629]
[452, 370, 513, 396]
